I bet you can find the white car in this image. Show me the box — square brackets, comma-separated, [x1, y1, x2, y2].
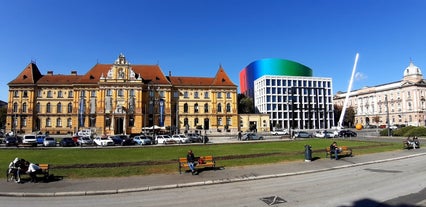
[93, 136, 114, 146]
[22, 134, 37, 146]
[77, 136, 93, 146]
[43, 137, 57, 147]
[270, 129, 289, 135]
[171, 134, 190, 143]
[133, 135, 152, 145]
[155, 135, 174, 144]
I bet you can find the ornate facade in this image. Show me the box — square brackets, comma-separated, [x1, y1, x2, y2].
[6, 54, 238, 135]
[334, 61, 426, 127]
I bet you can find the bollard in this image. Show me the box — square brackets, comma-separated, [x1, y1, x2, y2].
[304, 145, 312, 162]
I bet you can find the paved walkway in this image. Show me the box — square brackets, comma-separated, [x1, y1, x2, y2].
[1, 148, 425, 197]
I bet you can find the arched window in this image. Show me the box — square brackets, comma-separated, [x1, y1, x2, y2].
[57, 102, 62, 113]
[22, 103, 27, 113]
[194, 103, 199, 113]
[67, 118, 72, 127]
[46, 118, 51, 127]
[46, 103, 51, 113]
[194, 118, 199, 126]
[56, 118, 62, 127]
[13, 103, 18, 113]
[47, 90, 52, 98]
[184, 118, 189, 127]
[226, 103, 231, 112]
[217, 103, 222, 113]
[68, 103, 73, 113]
[184, 103, 188, 113]
[204, 103, 209, 113]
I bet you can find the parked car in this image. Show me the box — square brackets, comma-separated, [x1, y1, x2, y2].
[241, 133, 264, 141]
[110, 135, 124, 145]
[155, 135, 175, 144]
[5, 137, 18, 146]
[171, 134, 190, 143]
[338, 130, 357, 137]
[121, 137, 136, 146]
[270, 129, 289, 135]
[93, 136, 115, 146]
[22, 134, 37, 146]
[43, 137, 57, 147]
[133, 135, 152, 145]
[313, 131, 325, 138]
[59, 137, 76, 147]
[294, 131, 312, 138]
[36, 135, 47, 145]
[186, 133, 202, 143]
[77, 136, 93, 146]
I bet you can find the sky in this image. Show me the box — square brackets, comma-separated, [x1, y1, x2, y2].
[1, 0, 426, 102]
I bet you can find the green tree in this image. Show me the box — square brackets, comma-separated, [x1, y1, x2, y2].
[237, 94, 254, 114]
[0, 107, 6, 130]
[333, 104, 355, 127]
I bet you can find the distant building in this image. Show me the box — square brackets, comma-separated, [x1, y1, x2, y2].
[240, 58, 334, 131]
[334, 61, 426, 127]
[238, 114, 270, 133]
[0, 100, 6, 108]
[6, 54, 238, 135]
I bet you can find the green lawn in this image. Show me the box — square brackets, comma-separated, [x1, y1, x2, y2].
[1, 139, 402, 179]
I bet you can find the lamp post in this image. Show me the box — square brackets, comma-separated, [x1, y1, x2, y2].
[385, 95, 391, 136]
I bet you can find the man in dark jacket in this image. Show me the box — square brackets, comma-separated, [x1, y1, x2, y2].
[187, 150, 197, 174]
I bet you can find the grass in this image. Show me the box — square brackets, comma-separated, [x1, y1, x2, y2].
[1, 139, 402, 179]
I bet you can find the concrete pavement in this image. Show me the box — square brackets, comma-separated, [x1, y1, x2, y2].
[1, 147, 425, 197]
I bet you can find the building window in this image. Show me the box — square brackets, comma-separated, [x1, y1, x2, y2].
[204, 103, 209, 113]
[218, 117, 222, 126]
[57, 102, 62, 113]
[204, 92, 209, 99]
[184, 118, 189, 128]
[46, 118, 51, 127]
[184, 91, 189, 98]
[194, 91, 199, 98]
[47, 91, 52, 98]
[173, 91, 179, 98]
[106, 89, 112, 96]
[22, 117, 27, 127]
[13, 91, 19, 97]
[217, 103, 222, 113]
[46, 103, 51, 113]
[80, 90, 86, 98]
[194, 103, 199, 113]
[58, 90, 63, 98]
[22, 103, 27, 113]
[68, 103, 73, 113]
[13, 103, 18, 113]
[23, 91, 28, 98]
[217, 92, 222, 99]
[37, 90, 42, 98]
[159, 91, 165, 98]
[184, 103, 188, 113]
[68, 90, 73, 98]
[67, 118, 72, 127]
[91, 90, 96, 97]
[226, 92, 231, 99]
[118, 89, 123, 97]
[226, 117, 231, 126]
[226, 103, 231, 112]
[130, 89, 135, 97]
[36, 103, 40, 113]
[56, 118, 62, 127]
[194, 118, 199, 126]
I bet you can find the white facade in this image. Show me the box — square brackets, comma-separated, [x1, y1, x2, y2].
[334, 61, 426, 127]
[254, 75, 334, 131]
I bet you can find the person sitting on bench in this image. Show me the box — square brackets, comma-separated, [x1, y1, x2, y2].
[26, 161, 41, 182]
[330, 141, 340, 160]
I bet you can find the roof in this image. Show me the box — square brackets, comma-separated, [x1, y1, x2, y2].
[8, 62, 43, 85]
[38, 74, 82, 85]
[168, 66, 236, 87]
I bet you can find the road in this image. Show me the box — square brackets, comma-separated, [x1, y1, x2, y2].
[2, 152, 425, 207]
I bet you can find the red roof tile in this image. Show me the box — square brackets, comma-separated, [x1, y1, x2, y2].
[8, 63, 43, 85]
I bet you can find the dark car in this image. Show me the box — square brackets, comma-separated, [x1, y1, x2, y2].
[5, 137, 18, 146]
[121, 138, 136, 146]
[110, 136, 124, 145]
[338, 130, 357, 137]
[186, 133, 203, 143]
[59, 137, 76, 147]
[294, 131, 312, 138]
[242, 133, 264, 141]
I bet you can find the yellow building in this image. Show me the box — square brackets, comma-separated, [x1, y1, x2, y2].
[6, 54, 238, 136]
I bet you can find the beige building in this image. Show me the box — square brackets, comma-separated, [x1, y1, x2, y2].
[6, 54, 238, 135]
[334, 61, 426, 127]
[238, 114, 270, 133]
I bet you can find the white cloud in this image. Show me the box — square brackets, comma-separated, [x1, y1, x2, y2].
[354, 72, 367, 81]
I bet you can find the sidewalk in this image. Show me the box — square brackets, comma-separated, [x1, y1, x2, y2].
[1, 148, 425, 197]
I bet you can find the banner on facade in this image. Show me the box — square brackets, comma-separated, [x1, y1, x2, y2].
[159, 99, 164, 127]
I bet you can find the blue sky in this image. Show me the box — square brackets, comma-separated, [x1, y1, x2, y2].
[1, 0, 426, 102]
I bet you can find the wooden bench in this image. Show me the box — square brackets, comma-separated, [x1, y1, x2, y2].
[178, 156, 216, 174]
[325, 146, 352, 158]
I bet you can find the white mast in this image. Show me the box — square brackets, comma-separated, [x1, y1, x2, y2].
[338, 53, 359, 128]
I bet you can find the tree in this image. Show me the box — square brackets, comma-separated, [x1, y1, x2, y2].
[333, 104, 355, 127]
[0, 107, 6, 130]
[237, 94, 254, 114]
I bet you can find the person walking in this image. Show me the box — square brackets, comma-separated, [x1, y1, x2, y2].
[187, 150, 197, 175]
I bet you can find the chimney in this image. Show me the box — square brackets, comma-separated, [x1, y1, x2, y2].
[169, 71, 171, 77]
[47, 71, 53, 75]
[71, 70, 77, 75]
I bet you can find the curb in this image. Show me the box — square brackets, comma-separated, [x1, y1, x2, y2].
[1, 152, 425, 197]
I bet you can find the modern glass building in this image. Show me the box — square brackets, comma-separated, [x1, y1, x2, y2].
[240, 59, 334, 131]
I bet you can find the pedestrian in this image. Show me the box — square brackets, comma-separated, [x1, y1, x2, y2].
[238, 131, 242, 141]
[187, 150, 197, 175]
[26, 161, 41, 182]
[330, 141, 340, 160]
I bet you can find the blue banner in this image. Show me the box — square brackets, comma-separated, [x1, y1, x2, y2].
[159, 99, 164, 127]
[79, 98, 85, 127]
